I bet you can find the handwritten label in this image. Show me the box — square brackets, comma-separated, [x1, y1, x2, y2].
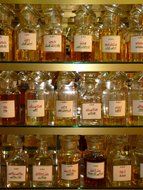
[7, 165, 26, 182]
[113, 165, 131, 181]
[27, 100, 45, 117]
[82, 103, 101, 119]
[33, 166, 52, 181]
[0, 100, 15, 118]
[61, 164, 78, 180]
[131, 36, 143, 53]
[44, 35, 62, 52]
[56, 101, 73, 118]
[0, 35, 9, 52]
[19, 32, 36, 50]
[102, 36, 120, 53]
[87, 162, 105, 179]
[133, 100, 143, 116]
[74, 35, 92, 52]
[109, 101, 125, 117]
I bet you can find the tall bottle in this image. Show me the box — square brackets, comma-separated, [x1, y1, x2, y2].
[0, 4, 14, 61]
[0, 135, 6, 187]
[25, 71, 48, 125]
[55, 72, 78, 126]
[6, 135, 28, 188]
[31, 136, 54, 187]
[107, 135, 132, 188]
[15, 4, 40, 61]
[100, 5, 125, 62]
[79, 73, 102, 126]
[70, 5, 96, 62]
[83, 135, 106, 188]
[0, 71, 21, 125]
[57, 135, 81, 188]
[40, 6, 66, 62]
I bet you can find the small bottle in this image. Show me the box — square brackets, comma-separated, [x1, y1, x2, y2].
[57, 135, 81, 188]
[55, 72, 77, 126]
[25, 71, 48, 125]
[0, 4, 14, 61]
[107, 135, 132, 188]
[15, 4, 40, 61]
[40, 6, 66, 62]
[79, 73, 102, 126]
[6, 135, 28, 188]
[70, 5, 96, 62]
[83, 135, 106, 188]
[0, 71, 21, 125]
[30, 136, 53, 187]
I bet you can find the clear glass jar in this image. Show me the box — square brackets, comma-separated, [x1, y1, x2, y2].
[57, 135, 81, 188]
[15, 4, 40, 61]
[83, 135, 106, 188]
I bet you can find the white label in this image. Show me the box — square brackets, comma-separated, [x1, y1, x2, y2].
[7, 165, 26, 182]
[18, 32, 36, 50]
[109, 101, 125, 116]
[56, 101, 73, 118]
[113, 165, 131, 181]
[82, 103, 101, 119]
[33, 166, 52, 182]
[61, 164, 78, 180]
[133, 100, 143, 116]
[140, 163, 143, 178]
[0, 100, 15, 118]
[44, 35, 62, 52]
[131, 36, 143, 53]
[102, 36, 120, 53]
[0, 35, 9, 52]
[87, 162, 105, 179]
[74, 35, 92, 52]
[27, 100, 45, 117]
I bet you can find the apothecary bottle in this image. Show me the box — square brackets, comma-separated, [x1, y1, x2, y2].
[100, 5, 125, 62]
[107, 135, 132, 188]
[31, 136, 54, 187]
[0, 4, 14, 61]
[79, 73, 102, 126]
[57, 135, 81, 188]
[83, 135, 106, 188]
[6, 135, 28, 188]
[0, 136, 6, 188]
[15, 4, 40, 61]
[40, 6, 66, 62]
[0, 71, 21, 125]
[25, 71, 48, 125]
[70, 5, 96, 62]
[55, 72, 78, 126]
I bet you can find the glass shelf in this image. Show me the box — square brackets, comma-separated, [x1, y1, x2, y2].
[0, 126, 143, 135]
[1, 0, 143, 4]
[0, 63, 143, 72]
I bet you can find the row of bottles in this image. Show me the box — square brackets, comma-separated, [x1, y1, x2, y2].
[1, 134, 143, 188]
[1, 4, 143, 62]
[1, 70, 143, 126]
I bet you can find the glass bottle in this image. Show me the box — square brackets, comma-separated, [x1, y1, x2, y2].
[107, 135, 132, 188]
[55, 72, 78, 126]
[57, 135, 81, 188]
[79, 73, 102, 126]
[102, 72, 127, 125]
[0, 135, 6, 188]
[15, 4, 40, 61]
[6, 135, 28, 188]
[0, 71, 21, 125]
[25, 71, 48, 125]
[70, 5, 96, 62]
[31, 136, 53, 187]
[40, 6, 66, 62]
[83, 135, 106, 188]
[0, 4, 14, 61]
[100, 5, 125, 62]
